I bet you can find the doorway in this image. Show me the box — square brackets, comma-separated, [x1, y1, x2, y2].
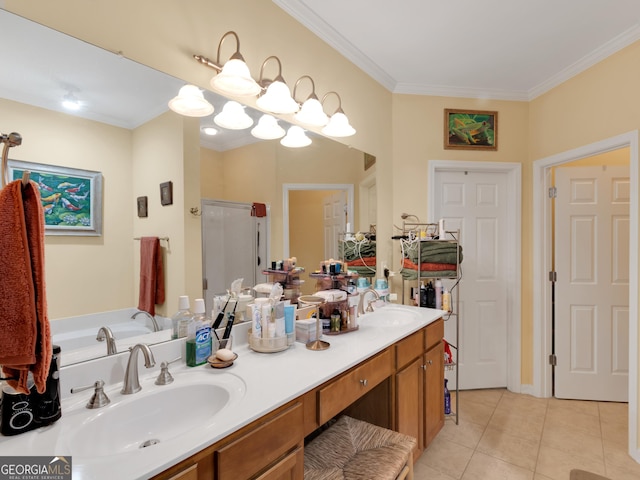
[429, 161, 521, 391]
[552, 159, 630, 401]
[532, 130, 639, 461]
[283, 183, 354, 295]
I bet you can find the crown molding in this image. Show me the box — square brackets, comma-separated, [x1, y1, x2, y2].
[393, 83, 529, 102]
[528, 24, 640, 100]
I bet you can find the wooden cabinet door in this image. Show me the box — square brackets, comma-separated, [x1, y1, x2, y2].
[254, 446, 303, 480]
[424, 342, 444, 447]
[395, 356, 424, 456]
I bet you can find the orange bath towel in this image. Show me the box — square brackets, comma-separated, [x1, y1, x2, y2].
[0, 180, 51, 394]
[137, 236, 165, 316]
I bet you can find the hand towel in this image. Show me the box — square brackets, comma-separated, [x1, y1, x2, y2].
[251, 202, 267, 217]
[0, 180, 51, 394]
[137, 236, 165, 316]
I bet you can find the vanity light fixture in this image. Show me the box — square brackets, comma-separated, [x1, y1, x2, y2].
[62, 92, 81, 111]
[293, 75, 328, 127]
[168, 85, 214, 117]
[251, 114, 286, 140]
[214, 100, 253, 130]
[321, 92, 356, 137]
[194, 31, 261, 97]
[255, 56, 299, 114]
[280, 125, 311, 148]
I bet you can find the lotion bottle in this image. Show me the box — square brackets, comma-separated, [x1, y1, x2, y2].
[435, 279, 443, 310]
[442, 289, 451, 313]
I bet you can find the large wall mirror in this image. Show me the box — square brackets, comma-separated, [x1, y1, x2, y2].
[0, 9, 377, 365]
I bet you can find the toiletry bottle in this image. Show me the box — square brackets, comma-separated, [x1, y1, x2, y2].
[419, 282, 427, 307]
[435, 279, 443, 310]
[444, 378, 451, 414]
[442, 289, 451, 313]
[186, 299, 211, 367]
[171, 295, 193, 339]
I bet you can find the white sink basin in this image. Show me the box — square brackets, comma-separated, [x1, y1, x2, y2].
[67, 372, 246, 457]
[359, 305, 423, 327]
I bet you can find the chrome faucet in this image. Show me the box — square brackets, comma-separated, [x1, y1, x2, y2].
[358, 287, 381, 316]
[131, 310, 160, 332]
[121, 344, 156, 394]
[96, 326, 117, 355]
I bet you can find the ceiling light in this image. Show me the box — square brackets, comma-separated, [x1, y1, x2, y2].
[193, 31, 261, 97]
[214, 100, 253, 130]
[256, 56, 299, 114]
[293, 75, 328, 126]
[62, 92, 81, 111]
[321, 92, 356, 137]
[251, 114, 285, 140]
[168, 85, 214, 117]
[280, 125, 311, 148]
[201, 125, 218, 136]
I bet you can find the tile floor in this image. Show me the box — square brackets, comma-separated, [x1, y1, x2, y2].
[414, 389, 640, 480]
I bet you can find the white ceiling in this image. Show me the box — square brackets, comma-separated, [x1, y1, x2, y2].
[3, 2, 640, 150]
[275, 0, 640, 100]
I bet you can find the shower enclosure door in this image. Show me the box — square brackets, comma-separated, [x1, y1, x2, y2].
[201, 199, 268, 314]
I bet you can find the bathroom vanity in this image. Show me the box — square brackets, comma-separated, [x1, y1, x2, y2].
[153, 309, 445, 480]
[0, 306, 445, 480]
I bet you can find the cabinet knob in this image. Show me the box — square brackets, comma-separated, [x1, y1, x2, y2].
[428, 360, 433, 365]
[421, 364, 427, 370]
[359, 379, 368, 387]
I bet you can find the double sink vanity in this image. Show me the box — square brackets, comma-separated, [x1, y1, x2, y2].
[0, 304, 446, 480]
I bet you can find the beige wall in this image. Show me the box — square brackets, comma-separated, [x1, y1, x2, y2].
[6, 1, 640, 440]
[1, 97, 134, 319]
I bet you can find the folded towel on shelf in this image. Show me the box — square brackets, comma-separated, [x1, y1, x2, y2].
[339, 239, 376, 261]
[345, 257, 377, 267]
[137, 236, 165, 316]
[403, 240, 463, 265]
[0, 180, 51, 394]
[402, 258, 457, 272]
[400, 268, 458, 280]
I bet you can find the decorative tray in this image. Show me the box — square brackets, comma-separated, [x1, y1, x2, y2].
[325, 325, 359, 336]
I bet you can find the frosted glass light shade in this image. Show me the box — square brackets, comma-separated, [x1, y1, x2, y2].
[294, 97, 328, 126]
[214, 101, 253, 130]
[280, 126, 311, 148]
[251, 114, 285, 140]
[210, 59, 261, 97]
[168, 85, 214, 117]
[256, 81, 299, 114]
[322, 111, 356, 137]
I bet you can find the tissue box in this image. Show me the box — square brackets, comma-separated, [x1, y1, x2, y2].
[295, 318, 318, 343]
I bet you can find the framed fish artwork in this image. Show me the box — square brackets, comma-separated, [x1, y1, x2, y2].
[444, 109, 497, 151]
[7, 159, 103, 236]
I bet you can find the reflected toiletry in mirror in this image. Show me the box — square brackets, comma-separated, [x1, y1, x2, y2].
[0, 8, 376, 366]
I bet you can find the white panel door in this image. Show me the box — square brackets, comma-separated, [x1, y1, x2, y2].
[323, 191, 346, 260]
[554, 165, 629, 401]
[433, 170, 509, 389]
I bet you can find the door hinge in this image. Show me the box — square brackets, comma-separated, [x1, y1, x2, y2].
[549, 354, 557, 366]
[548, 186, 557, 198]
[202, 278, 208, 291]
[549, 271, 557, 282]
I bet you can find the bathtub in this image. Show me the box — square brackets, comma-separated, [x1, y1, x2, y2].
[50, 308, 171, 366]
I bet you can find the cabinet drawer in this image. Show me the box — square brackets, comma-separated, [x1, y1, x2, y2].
[216, 402, 303, 480]
[318, 349, 392, 425]
[395, 329, 424, 369]
[163, 464, 197, 480]
[254, 445, 303, 480]
[425, 318, 444, 351]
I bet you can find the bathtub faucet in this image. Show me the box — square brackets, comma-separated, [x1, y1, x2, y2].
[131, 310, 160, 332]
[96, 326, 117, 355]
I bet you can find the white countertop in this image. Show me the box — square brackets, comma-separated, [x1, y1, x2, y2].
[0, 304, 444, 480]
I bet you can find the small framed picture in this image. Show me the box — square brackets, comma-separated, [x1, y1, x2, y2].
[137, 196, 148, 218]
[444, 109, 497, 150]
[160, 181, 173, 206]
